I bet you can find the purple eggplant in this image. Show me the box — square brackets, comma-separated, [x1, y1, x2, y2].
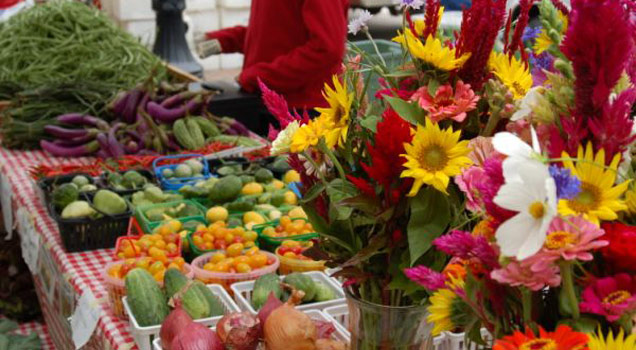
[96, 149, 111, 159]
[108, 123, 126, 158]
[160, 91, 197, 109]
[109, 91, 130, 116]
[56, 114, 109, 131]
[147, 95, 203, 123]
[40, 140, 99, 157]
[44, 125, 91, 139]
[51, 131, 98, 147]
[125, 130, 141, 141]
[121, 89, 142, 123]
[96, 133, 112, 157]
[223, 117, 250, 136]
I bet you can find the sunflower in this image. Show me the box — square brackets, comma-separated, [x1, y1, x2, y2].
[493, 325, 589, 350]
[534, 11, 568, 55]
[393, 30, 470, 71]
[401, 118, 472, 196]
[587, 329, 636, 350]
[558, 143, 630, 225]
[488, 52, 533, 99]
[315, 75, 353, 148]
[290, 117, 329, 153]
[625, 188, 636, 217]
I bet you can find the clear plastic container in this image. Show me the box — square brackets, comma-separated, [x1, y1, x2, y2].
[103, 261, 193, 319]
[191, 251, 280, 292]
[276, 246, 325, 274]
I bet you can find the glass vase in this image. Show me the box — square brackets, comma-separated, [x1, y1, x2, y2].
[345, 288, 435, 350]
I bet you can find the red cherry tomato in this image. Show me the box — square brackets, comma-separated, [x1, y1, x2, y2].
[292, 247, 304, 255]
[233, 236, 244, 244]
[278, 247, 289, 255]
[215, 241, 227, 250]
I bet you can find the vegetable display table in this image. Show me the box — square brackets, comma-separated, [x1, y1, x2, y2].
[0, 147, 138, 350]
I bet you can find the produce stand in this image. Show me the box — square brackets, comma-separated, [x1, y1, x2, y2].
[0, 148, 139, 349]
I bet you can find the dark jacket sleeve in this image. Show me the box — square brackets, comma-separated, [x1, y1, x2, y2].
[205, 26, 248, 53]
[238, 0, 347, 92]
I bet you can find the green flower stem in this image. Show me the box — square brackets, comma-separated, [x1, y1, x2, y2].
[320, 142, 347, 180]
[364, 29, 387, 67]
[560, 261, 580, 320]
[521, 288, 536, 333]
[301, 151, 329, 186]
[482, 111, 501, 137]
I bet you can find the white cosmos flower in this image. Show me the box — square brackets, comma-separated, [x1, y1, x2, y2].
[348, 10, 373, 35]
[494, 161, 557, 260]
[270, 121, 300, 156]
[511, 87, 544, 121]
[492, 128, 543, 181]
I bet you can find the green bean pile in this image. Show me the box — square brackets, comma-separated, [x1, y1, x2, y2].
[0, 1, 167, 149]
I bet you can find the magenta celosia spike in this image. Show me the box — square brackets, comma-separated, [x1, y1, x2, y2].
[550, 0, 569, 14]
[503, 10, 512, 52]
[589, 89, 636, 161]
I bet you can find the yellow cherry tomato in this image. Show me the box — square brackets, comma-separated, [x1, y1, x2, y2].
[282, 240, 301, 248]
[210, 252, 226, 264]
[235, 263, 252, 273]
[243, 231, 258, 242]
[226, 243, 245, 257]
[249, 253, 268, 268]
[233, 256, 250, 266]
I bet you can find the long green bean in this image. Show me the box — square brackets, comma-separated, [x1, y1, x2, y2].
[0, 0, 167, 149]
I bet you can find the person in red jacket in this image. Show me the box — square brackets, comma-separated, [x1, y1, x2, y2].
[205, 0, 349, 110]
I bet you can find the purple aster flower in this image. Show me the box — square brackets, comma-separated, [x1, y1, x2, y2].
[522, 26, 542, 43]
[400, 0, 425, 9]
[433, 230, 500, 269]
[404, 266, 446, 291]
[529, 52, 554, 86]
[549, 165, 581, 199]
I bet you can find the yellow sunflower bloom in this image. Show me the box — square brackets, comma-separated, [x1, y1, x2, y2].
[393, 30, 470, 71]
[625, 188, 636, 217]
[534, 11, 568, 55]
[427, 288, 459, 336]
[587, 329, 636, 350]
[488, 51, 533, 99]
[289, 117, 329, 153]
[315, 75, 353, 149]
[401, 118, 472, 196]
[558, 143, 630, 225]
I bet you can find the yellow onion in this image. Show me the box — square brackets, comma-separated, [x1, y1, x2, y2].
[264, 290, 316, 350]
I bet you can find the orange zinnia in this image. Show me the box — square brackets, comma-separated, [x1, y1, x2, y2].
[493, 325, 589, 350]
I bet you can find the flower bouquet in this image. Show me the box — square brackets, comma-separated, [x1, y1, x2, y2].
[261, 0, 636, 348]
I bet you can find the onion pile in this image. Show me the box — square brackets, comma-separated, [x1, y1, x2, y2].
[159, 305, 224, 350]
[217, 312, 261, 350]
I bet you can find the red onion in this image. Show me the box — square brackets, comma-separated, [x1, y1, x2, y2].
[171, 322, 223, 350]
[217, 312, 261, 350]
[257, 292, 283, 326]
[160, 305, 193, 350]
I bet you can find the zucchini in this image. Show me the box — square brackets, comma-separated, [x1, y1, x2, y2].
[283, 273, 316, 302]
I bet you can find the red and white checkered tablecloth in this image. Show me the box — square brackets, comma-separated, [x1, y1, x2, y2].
[0, 148, 137, 350]
[13, 320, 56, 350]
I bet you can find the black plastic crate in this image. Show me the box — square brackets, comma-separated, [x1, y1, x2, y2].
[99, 169, 156, 196]
[48, 197, 131, 253]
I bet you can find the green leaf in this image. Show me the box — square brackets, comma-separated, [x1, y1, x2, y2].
[407, 187, 451, 265]
[385, 95, 426, 125]
[427, 79, 440, 97]
[360, 114, 380, 132]
[326, 179, 358, 220]
[387, 250, 424, 296]
[339, 195, 381, 216]
[342, 234, 387, 268]
[302, 204, 353, 252]
[300, 183, 326, 204]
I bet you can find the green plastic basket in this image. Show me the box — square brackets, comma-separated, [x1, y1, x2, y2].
[254, 218, 319, 252]
[135, 200, 207, 233]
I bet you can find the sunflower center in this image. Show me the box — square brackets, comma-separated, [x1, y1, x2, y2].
[528, 201, 546, 219]
[419, 145, 448, 171]
[511, 82, 526, 97]
[544, 230, 577, 250]
[568, 182, 601, 213]
[602, 290, 631, 305]
[520, 339, 557, 350]
[333, 105, 346, 125]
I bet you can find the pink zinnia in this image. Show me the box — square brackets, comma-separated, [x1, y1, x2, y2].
[455, 167, 487, 213]
[580, 273, 636, 322]
[411, 80, 479, 123]
[491, 259, 561, 291]
[524, 216, 608, 272]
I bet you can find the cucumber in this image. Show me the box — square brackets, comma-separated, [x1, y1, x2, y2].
[186, 117, 206, 149]
[180, 283, 210, 320]
[313, 282, 336, 302]
[193, 116, 221, 137]
[173, 119, 196, 150]
[164, 268, 188, 299]
[252, 273, 282, 310]
[125, 269, 169, 326]
[191, 281, 225, 317]
[283, 273, 316, 302]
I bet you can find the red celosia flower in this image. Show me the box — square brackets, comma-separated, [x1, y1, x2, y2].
[505, 0, 532, 60]
[455, 0, 507, 90]
[422, 0, 441, 39]
[546, 115, 588, 161]
[360, 108, 413, 188]
[560, 0, 633, 120]
[258, 79, 310, 140]
[588, 89, 636, 161]
[600, 222, 636, 273]
[410, 80, 480, 123]
[493, 325, 589, 350]
[346, 175, 376, 198]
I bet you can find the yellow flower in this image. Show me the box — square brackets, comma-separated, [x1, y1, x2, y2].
[625, 188, 636, 216]
[290, 117, 328, 153]
[393, 30, 470, 71]
[534, 11, 568, 55]
[587, 329, 636, 350]
[558, 143, 630, 225]
[488, 51, 533, 99]
[401, 118, 472, 196]
[413, 6, 445, 37]
[427, 288, 459, 336]
[315, 75, 353, 149]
